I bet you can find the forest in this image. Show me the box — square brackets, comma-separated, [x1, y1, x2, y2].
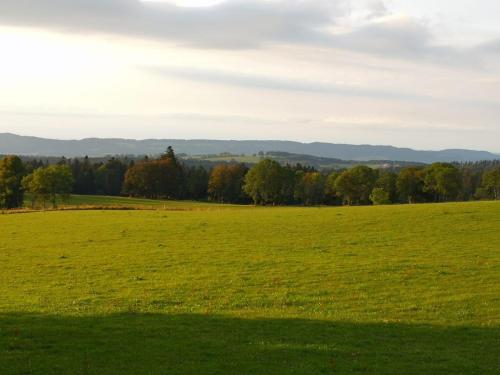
[1, 147, 499, 209]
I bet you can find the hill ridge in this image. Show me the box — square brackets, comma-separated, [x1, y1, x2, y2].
[1, 133, 499, 163]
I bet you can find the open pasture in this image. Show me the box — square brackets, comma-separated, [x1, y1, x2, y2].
[21, 194, 230, 210]
[1, 200, 499, 374]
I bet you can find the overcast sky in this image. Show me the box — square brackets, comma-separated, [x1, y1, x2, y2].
[1, 0, 500, 151]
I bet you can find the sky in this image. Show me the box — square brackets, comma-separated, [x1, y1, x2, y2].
[1, 0, 500, 151]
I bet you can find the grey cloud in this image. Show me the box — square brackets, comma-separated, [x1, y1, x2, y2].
[364, 0, 389, 20]
[330, 17, 470, 64]
[475, 39, 500, 54]
[0, 0, 340, 48]
[0, 0, 487, 64]
[142, 65, 429, 101]
[143, 65, 500, 109]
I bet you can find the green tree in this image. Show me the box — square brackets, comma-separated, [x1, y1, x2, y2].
[334, 166, 378, 205]
[71, 156, 96, 194]
[0, 155, 26, 209]
[279, 165, 299, 204]
[482, 167, 500, 200]
[424, 163, 462, 202]
[323, 171, 341, 205]
[184, 166, 209, 200]
[370, 187, 391, 205]
[95, 158, 128, 196]
[374, 171, 398, 203]
[397, 167, 425, 204]
[243, 159, 286, 205]
[22, 165, 74, 208]
[295, 172, 325, 205]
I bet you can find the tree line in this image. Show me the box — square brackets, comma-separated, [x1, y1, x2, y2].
[1, 149, 500, 209]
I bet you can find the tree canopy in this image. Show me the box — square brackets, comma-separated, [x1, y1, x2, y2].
[1, 152, 499, 210]
[208, 163, 248, 203]
[482, 166, 500, 200]
[0, 155, 25, 209]
[22, 164, 74, 208]
[334, 166, 378, 205]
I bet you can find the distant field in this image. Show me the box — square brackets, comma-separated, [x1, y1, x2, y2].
[1, 200, 499, 374]
[187, 154, 390, 169]
[22, 194, 230, 210]
[189, 155, 262, 163]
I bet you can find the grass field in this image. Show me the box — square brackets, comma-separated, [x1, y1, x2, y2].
[21, 194, 230, 210]
[1, 199, 500, 374]
[187, 154, 389, 169]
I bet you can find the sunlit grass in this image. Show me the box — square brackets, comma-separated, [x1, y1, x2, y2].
[1, 200, 499, 373]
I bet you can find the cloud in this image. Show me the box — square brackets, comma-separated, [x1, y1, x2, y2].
[0, 107, 283, 125]
[330, 16, 469, 64]
[364, 0, 389, 20]
[0, 0, 341, 48]
[475, 38, 500, 54]
[142, 65, 429, 100]
[142, 65, 500, 109]
[0, 0, 487, 64]
[322, 116, 490, 132]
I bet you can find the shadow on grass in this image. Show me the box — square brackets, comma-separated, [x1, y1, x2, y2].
[0, 313, 498, 374]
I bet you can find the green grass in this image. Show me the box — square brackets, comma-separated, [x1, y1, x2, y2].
[189, 155, 263, 163]
[23, 194, 231, 210]
[186, 154, 403, 169]
[1, 200, 499, 374]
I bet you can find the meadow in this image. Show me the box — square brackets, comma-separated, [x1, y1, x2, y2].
[21, 194, 230, 210]
[1, 199, 499, 374]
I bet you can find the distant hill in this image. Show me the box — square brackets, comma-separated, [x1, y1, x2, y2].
[1, 133, 498, 163]
[187, 151, 424, 170]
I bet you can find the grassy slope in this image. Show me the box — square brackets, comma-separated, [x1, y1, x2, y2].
[23, 194, 231, 209]
[187, 155, 356, 169]
[1, 201, 499, 374]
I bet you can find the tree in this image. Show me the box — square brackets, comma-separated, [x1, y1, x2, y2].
[482, 167, 500, 200]
[323, 171, 341, 205]
[374, 171, 398, 203]
[295, 172, 325, 205]
[161, 146, 178, 164]
[243, 159, 287, 205]
[123, 148, 184, 199]
[95, 158, 128, 196]
[370, 187, 391, 205]
[123, 161, 163, 199]
[184, 165, 209, 200]
[397, 167, 425, 204]
[424, 163, 462, 202]
[22, 165, 74, 208]
[0, 155, 26, 209]
[334, 166, 378, 205]
[208, 164, 248, 203]
[72, 156, 96, 195]
[279, 165, 298, 204]
[333, 171, 355, 205]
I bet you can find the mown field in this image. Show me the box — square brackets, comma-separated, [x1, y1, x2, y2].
[1, 199, 499, 374]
